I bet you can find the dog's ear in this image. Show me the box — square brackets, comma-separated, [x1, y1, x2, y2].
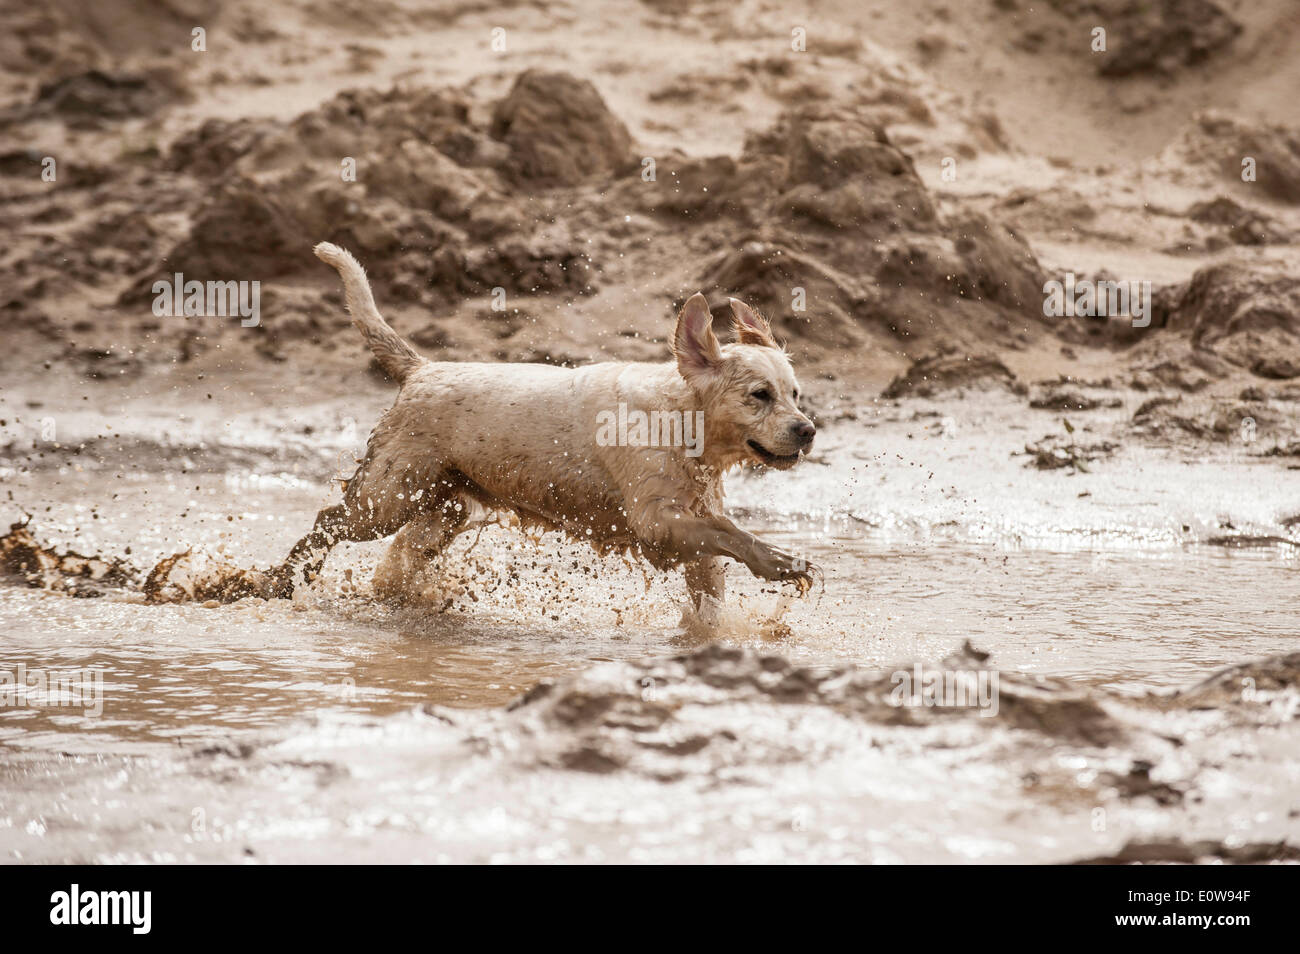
[728, 298, 778, 349]
[673, 292, 722, 388]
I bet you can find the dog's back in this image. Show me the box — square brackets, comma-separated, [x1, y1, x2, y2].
[385, 358, 693, 545]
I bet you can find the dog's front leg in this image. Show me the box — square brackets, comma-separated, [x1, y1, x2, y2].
[698, 517, 814, 588]
[644, 510, 815, 588]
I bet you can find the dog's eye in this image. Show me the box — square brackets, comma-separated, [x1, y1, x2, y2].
[792, 389, 800, 401]
[751, 388, 772, 402]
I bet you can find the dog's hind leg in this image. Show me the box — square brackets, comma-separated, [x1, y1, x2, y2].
[372, 498, 471, 600]
[269, 460, 435, 598]
[269, 500, 412, 597]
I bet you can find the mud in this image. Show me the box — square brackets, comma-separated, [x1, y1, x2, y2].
[882, 353, 1025, 399]
[3, 0, 1300, 864]
[1049, 0, 1243, 78]
[0, 521, 136, 597]
[3, 635, 1298, 862]
[4, 8, 1300, 389]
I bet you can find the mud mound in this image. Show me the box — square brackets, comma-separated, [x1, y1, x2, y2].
[1186, 196, 1289, 247]
[623, 152, 783, 224]
[2, 69, 189, 128]
[1190, 113, 1300, 203]
[372, 139, 512, 237]
[1022, 426, 1118, 472]
[640, 100, 1048, 353]
[1253, 357, 1300, 380]
[1171, 652, 1300, 709]
[1064, 0, 1241, 77]
[882, 352, 1024, 398]
[238, 85, 481, 177]
[1129, 393, 1288, 448]
[749, 105, 939, 232]
[98, 75, 1049, 367]
[699, 242, 878, 347]
[503, 642, 1129, 778]
[766, 111, 1044, 328]
[0, 6, 101, 80]
[490, 70, 634, 187]
[3, 57, 1059, 372]
[0, 0, 215, 82]
[128, 79, 601, 315]
[1028, 387, 1121, 411]
[1152, 262, 1300, 374]
[50, 0, 217, 61]
[156, 176, 313, 283]
[1124, 338, 1234, 392]
[1075, 839, 1300, 864]
[474, 641, 1300, 784]
[164, 118, 280, 180]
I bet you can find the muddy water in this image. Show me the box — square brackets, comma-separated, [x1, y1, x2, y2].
[1, 391, 1298, 862]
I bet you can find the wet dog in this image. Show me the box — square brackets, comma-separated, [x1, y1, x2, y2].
[270, 243, 817, 610]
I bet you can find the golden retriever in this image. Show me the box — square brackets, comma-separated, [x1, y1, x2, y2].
[269, 243, 817, 610]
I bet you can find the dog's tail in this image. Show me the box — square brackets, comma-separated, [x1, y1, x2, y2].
[314, 242, 422, 383]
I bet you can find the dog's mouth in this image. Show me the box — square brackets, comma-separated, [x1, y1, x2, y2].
[746, 439, 802, 469]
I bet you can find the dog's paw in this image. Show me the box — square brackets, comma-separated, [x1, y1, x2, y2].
[780, 557, 818, 595]
[752, 546, 817, 590]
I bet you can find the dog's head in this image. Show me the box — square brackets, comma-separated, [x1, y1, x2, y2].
[673, 292, 814, 471]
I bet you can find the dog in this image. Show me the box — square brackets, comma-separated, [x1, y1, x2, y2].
[268, 242, 818, 611]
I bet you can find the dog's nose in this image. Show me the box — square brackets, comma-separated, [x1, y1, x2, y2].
[791, 420, 816, 445]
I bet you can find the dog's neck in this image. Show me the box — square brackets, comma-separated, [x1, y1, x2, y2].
[647, 363, 745, 479]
